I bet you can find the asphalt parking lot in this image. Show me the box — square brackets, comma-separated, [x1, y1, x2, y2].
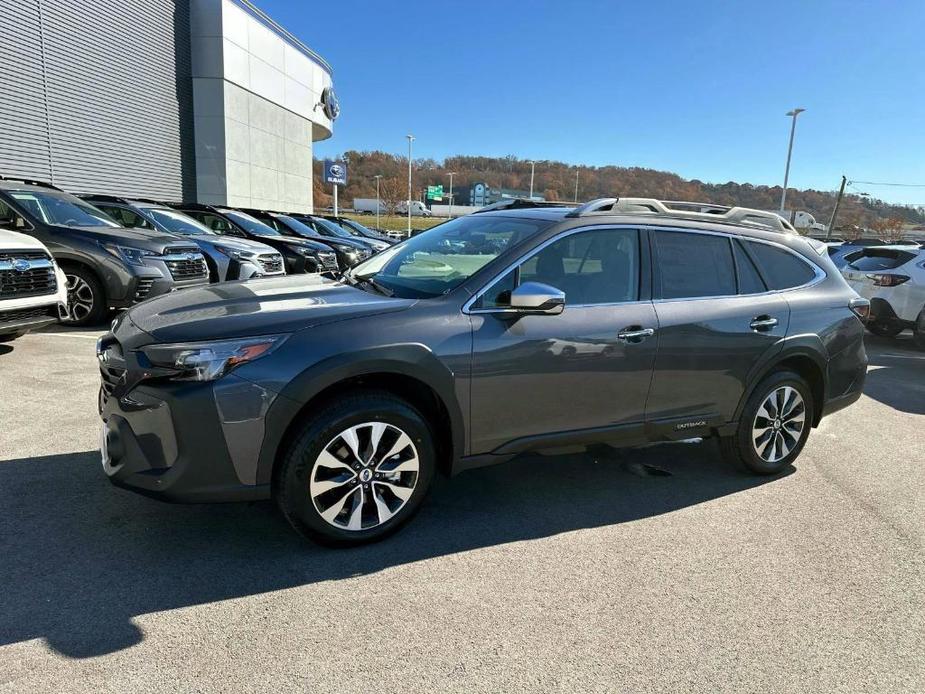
[0, 328, 922, 693]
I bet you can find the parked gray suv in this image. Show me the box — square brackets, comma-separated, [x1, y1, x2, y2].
[97, 198, 869, 546]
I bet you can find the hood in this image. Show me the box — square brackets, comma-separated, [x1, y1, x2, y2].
[271, 235, 334, 252]
[61, 225, 193, 252]
[197, 235, 278, 255]
[124, 273, 415, 343]
[284, 228, 368, 251]
[0, 228, 51, 252]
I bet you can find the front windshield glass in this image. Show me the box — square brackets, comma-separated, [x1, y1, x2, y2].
[312, 216, 355, 238]
[9, 191, 120, 228]
[223, 210, 281, 237]
[274, 215, 319, 238]
[349, 215, 552, 298]
[147, 208, 214, 236]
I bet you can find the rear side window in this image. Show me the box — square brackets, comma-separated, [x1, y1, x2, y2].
[745, 242, 817, 289]
[654, 231, 735, 299]
[732, 241, 767, 294]
[846, 249, 916, 271]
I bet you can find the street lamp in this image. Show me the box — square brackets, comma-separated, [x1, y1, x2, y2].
[406, 134, 414, 236]
[446, 172, 455, 219]
[527, 160, 536, 200]
[780, 108, 806, 215]
[373, 174, 382, 230]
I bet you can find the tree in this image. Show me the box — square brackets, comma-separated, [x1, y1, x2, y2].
[378, 177, 404, 220]
[871, 217, 906, 243]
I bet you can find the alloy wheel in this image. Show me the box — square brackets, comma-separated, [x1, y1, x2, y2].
[752, 386, 805, 463]
[64, 274, 95, 323]
[309, 422, 419, 531]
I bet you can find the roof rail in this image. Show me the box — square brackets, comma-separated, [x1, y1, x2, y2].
[471, 198, 574, 214]
[0, 175, 61, 191]
[567, 197, 795, 232]
[78, 193, 129, 204]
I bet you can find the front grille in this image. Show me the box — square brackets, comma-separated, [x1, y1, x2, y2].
[0, 304, 58, 324]
[0, 251, 57, 299]
[164, 248, 208, 281]
[318, 252, 339, 271]
[134, 278, 155, 301]
[257, 253, 284, 274]
[0, 250, 48, 261]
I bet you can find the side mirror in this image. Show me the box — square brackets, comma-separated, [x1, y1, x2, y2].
[509, 281, 565, 314]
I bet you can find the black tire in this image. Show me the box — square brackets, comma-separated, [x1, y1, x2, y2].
[913, 308, 925, 351]
[61, 265, 107, 326]
[866, 321, 904, 338]
[275, 390, 436, 547]
[720, 370, 814, 475]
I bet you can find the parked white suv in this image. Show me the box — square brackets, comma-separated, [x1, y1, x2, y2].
[0, 228, 67, 342]
[840, 244, 925, 349]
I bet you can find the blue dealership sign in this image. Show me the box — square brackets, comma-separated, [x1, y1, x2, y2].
[324, 159, 347, 186]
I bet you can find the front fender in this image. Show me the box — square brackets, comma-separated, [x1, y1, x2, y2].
[254, 343, 466, 486]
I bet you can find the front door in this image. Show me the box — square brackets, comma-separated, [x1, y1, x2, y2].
[469, 226, 658, 454]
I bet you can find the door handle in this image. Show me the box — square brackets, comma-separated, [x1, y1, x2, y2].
[750, 316, 778, 331]
[617, 326, 655, 343]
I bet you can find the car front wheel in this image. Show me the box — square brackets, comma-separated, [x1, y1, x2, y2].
[721, 370, 813, 475]
[866, 320, 904, 338]
[275, 391, 435, 546]
[913, 308, 925, 351]
[61, 267, 107, 326]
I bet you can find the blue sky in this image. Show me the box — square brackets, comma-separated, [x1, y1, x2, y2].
[259, 0, 925, 204]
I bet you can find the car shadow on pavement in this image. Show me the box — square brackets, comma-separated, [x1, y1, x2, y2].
[0, 441, 787, 659]
[861, 335, 925, 415]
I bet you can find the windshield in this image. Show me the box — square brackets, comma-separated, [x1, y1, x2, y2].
[330, 218, 366, 237]
[147, 208, 214, 236]
[348, 215, 552, 298]
[9, 191, 120, 228]
[223, 210, 281, 237]
[274, 215, 320, 238]
[311, 216, 355, 238]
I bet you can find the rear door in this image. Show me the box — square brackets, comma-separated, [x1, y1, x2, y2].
[645, 228, 790, 432]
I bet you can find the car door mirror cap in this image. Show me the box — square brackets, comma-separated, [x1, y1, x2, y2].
[510, 281, 566, 314]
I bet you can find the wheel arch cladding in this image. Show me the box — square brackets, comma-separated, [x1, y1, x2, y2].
[256, 346, 464, 486]
[736, 346, 827, 428]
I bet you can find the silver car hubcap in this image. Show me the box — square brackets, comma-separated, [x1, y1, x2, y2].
[310, 422, 419, 531]
[64, 274, 94, 323]
[752, 386, 805, 463]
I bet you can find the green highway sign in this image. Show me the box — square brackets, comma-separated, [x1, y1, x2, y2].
[426, 185, 444, 201]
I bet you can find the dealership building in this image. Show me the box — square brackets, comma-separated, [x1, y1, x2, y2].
[0, 0, 335, 212]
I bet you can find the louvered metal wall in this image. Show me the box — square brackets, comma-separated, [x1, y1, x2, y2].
[0, 0, 196, 200]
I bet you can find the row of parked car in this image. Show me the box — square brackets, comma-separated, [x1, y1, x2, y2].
[822, 237, 925, 348]
[0, 176, 396, 339]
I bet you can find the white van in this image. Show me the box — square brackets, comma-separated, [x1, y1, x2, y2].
[0, 228, 67, 342]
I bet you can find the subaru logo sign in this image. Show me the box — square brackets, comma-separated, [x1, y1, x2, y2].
[324, 159, 348, 186]
[320, 86, 340, 121]
[12, 259, 31, 272]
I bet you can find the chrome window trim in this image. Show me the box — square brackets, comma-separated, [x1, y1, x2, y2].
[462, 224, 643, 315]
[646, 225, 827, 303]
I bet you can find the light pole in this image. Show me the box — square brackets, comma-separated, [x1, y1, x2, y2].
[574, 168, 579, 202]
[780, 108, 806, 214]
[528, 160, 536, 200]
[373, 174, 382, 230]
[446, 171, 455, 218]
[406, 134, 414, 236]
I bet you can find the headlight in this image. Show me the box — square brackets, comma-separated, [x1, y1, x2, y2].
[216, 246, 256, 261]
[294, 247, 317, 257]
[141, 335, 288, 382]
[106, 244, 159, 266]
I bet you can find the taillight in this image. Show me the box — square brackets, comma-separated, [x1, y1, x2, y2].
[849, 297, 870, 320]
[866, 273, 910, 287]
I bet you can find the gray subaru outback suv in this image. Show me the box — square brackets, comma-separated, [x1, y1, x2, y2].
[97, 198, 869, 546]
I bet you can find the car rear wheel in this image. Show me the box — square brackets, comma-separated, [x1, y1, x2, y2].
[866, 321, 904, 338]
[275, 390, 435, 546]
[721, 370, 813, 475]
[61, 267, 107, 326]
[913, 308, 925, 351]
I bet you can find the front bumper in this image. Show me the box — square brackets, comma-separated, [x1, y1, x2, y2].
[0, 303, 63, 336]
[98, 369, 275, 503]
